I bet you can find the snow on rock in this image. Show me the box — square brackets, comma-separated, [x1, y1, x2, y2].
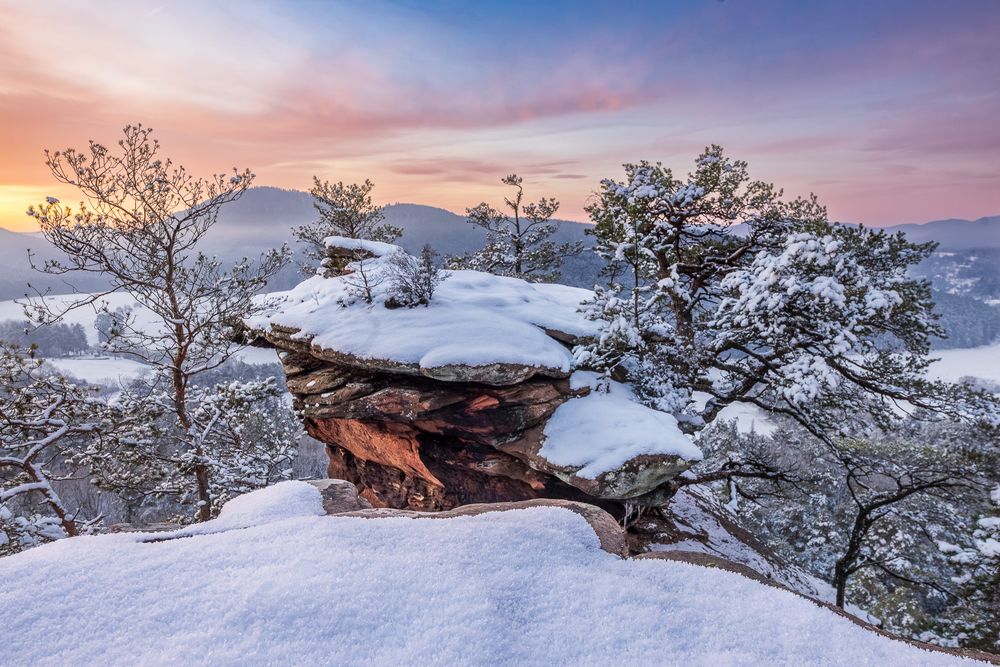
[247, 238, 598, 386]
[542, 372, 702, 481]
[247, 243, 703, 508]
[0, 482, 977, 666]
[321, 235, 399, 257]
[196, 480, 325, 531]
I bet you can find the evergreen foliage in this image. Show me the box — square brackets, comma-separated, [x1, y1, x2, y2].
[449, 174, 582, 282]
[294, 177, 401, 274]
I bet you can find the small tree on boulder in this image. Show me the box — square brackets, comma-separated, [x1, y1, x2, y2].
[450, 174, 581, 282]
[385, 244, 447, 308]
[294, 177, 401, 274]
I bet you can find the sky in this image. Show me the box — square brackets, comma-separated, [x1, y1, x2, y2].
[0, 0, 998, 231]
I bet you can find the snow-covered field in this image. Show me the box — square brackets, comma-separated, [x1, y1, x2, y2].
[0, 292, 158, 346]
[929, 342, 1000, 384]
[0, 294, 280, 384]
[43, 357, 150, 384]
[0, 482, 976, 666]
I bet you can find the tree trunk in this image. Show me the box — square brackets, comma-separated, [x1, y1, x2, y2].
[194, 458, 212, 522]
[833, 508, 871, 608]
[26, 463, 78, 537]
[833, 560, 848, 608]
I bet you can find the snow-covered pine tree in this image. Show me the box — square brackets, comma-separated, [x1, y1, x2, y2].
[69, 376, 301, 522]
[294, 177, 401, 274]
[449, 174, 582, 282]
[579, 145, 1000, 620]
[578, 145, 995, 437]
[26, 124, 290, 522]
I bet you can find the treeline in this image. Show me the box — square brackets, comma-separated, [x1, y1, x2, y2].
[0, 319, 89, 357]
[932, 290, 1000, 349]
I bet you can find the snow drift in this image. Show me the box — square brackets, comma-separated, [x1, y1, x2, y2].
[0, 482, 980, 666]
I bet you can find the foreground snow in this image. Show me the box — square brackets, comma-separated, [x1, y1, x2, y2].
[0, 482, 976, 666]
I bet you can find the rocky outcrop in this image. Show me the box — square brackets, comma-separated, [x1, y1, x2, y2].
[274, 349, 603, 510]
[262, 345, 698, 515]
[249, 239, 701, 516]
[306, 478, 373, 514]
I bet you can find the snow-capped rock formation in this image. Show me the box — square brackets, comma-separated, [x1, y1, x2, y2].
[247, 238, 701, 513]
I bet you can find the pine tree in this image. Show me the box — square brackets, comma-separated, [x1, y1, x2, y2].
[449, 174, 582, 282]
[294, 177, 401, 274]
[578, 146, 996, 438]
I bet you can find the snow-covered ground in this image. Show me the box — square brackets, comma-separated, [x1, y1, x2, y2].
[0, 482, 976, 666]
[0, 294, 281, 384]
[248, 237, 598, 378]
[929, 342, 1000, 384]
[714, 401, 777, 436]
[648, 486, 875, 622]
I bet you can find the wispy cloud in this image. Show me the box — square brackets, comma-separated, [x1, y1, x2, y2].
[0, 0, 997, 229]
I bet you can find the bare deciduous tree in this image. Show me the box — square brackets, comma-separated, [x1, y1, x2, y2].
[830, 446, 980, 608]
[25, 124, 289, 521]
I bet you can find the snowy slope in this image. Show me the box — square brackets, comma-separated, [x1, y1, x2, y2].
[0, 482, 980, 666]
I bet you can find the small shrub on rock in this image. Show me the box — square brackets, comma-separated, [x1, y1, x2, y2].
[385, 245, 447, 308]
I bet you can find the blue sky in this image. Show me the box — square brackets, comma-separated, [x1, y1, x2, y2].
[1, 0, 997, 228]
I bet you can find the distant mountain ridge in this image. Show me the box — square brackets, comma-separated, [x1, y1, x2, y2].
[873, 215, 1000, 250]
[0, 186, 997, 300]
[5, 186, 996, 250]
[196, 186, 593, 255]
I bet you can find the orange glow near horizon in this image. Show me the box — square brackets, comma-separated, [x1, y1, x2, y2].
[1, 1, 997, 233]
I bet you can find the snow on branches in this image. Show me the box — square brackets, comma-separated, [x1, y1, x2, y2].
[385, 245, 448, 308]
[0, 346, 103, 552]
[577, 145, 999, 438]
[25, 124, 291, 522]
